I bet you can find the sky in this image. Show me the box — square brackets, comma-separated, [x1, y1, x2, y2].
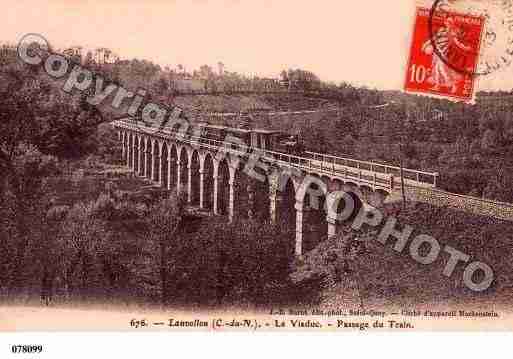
[4, 0, 513, 91]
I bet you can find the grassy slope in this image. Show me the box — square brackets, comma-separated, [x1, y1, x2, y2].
[294, 203, 513, 310]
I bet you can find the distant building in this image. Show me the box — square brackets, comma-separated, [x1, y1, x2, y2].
[430, 109, 447, 122]
[93, 48, 119, 64]
[63, 46, 119, 65]
[406, 106, 447, 123]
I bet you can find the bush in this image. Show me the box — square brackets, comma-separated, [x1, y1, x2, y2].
[90, 193, 116, 220]
[164, 218, 296, 307]
[46, 205, 70, 222]
[439, 168, 488, 195]
[70, 169, 85, 187]
[115, 200, 147, 220]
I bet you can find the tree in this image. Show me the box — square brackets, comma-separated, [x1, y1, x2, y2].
[481, 129, 499, 152]
[146, 191, 186, 305]
[52, 200, 111, 300]
[287, 68, 321, 91]
[0, 47, 106, 296]
[298, 124, 329, 153]
[1, 144, 59, 295]
[154, 76, 169, 94]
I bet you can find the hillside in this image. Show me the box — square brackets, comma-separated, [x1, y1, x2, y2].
[293, 202, 513, 311]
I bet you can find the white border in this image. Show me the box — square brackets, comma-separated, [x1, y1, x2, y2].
[0, 332, 511, 359]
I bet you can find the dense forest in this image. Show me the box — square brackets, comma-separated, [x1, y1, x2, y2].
[296, 92, 513, 203]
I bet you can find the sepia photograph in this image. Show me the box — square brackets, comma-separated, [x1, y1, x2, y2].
[2, 1, 513, 354]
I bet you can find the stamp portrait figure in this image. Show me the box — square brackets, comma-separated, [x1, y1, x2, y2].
[421, 17, 470, 93]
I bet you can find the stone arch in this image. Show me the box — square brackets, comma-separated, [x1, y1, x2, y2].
[167, 143, 178, 190]
[324, 178, 363, 235]
[133, 135, 140, 173]
[133, 133, 141, 173]
[190, 150, 201, 206]
[203, 152, 215, 210]
[341, 183, 364, 224]
[138, 135, 145, 176]
[326, 179, 344, 234]
[128, 132, 134, 168]
[233, 164, 252, 221]
[273, 169, 297, 250]
[122, 131, 128, 163]
[252, 167, 271, 222]
[145, 137, 151, 178]
[152, 139, 160, 182]
[161, 141, 169, 189]
[272, 166, 302, 196]
[297, 174, 329, 253]
[178, 146, 189, 195]
[217, 158, 231, 216]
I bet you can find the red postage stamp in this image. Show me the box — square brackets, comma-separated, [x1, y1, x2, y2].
[404, 7, 485, 102]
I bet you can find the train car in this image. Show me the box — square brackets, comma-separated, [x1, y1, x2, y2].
[200, 125, 304, 155]
[268, 132, 304, 155]
[127, 112, 305, 156]
[198, 124, 251, 149]
[245, 128, 304, 155]
[201, 124, 227, 142]
[249, 129, 278, 151]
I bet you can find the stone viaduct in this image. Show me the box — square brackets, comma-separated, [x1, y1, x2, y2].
[113, 119, 439, 257]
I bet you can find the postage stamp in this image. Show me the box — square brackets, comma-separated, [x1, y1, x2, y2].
[404, 6, 485, 102]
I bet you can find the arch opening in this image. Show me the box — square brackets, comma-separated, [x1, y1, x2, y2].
[190, 151, 201, 206]
[252, 167, 270, 222]
[302, 177, 328, 253]
[203, 153, 214, 211]
[134, 137, 140, 173]
[217, 159, 230, 216]
[179, 147, 188, 195]
[276, 176, 296, 253]
[145, 139, 151, 179]
[168, 144, 178, 190]
[161, 142, 169, 189]
[233, 167, 251, 221]
[138, 137, 145, 176]
[152, 141, 160, 182]
[128, 134, 133, 168]
[336, 187, 363, 227]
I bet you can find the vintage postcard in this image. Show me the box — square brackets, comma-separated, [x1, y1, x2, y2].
[2, 0, 513, 354]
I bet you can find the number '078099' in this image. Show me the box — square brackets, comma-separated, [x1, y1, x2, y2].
[11, 345, 43, 354]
